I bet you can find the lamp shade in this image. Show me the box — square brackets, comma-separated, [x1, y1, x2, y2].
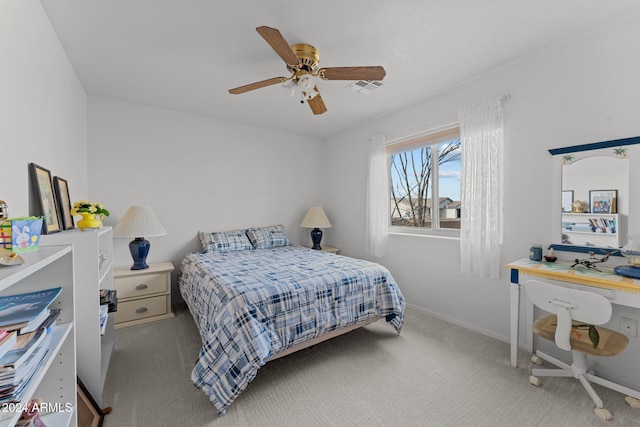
[300, 207, 332, 229]
[113, 206, 167, 238]
[298, 74, 315, 91]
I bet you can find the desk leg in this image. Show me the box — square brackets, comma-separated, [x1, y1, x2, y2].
[525, 295, 534, 353]
[510, 268, 520, 368]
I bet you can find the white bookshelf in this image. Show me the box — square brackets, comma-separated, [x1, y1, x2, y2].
[40, 227, 114, 408]
[0, 245, 77, 427]
[561, 213, 621, 247]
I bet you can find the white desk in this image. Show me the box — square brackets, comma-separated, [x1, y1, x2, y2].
[506, 258, 640, 368]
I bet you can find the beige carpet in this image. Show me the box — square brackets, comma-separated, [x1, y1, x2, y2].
[102, 305, 640, 426]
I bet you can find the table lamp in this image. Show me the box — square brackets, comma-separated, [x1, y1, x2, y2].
[300, 207, 332, 250]
[113, 205, 167, 270]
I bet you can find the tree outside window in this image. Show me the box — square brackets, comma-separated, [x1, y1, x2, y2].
[389, 132, 461, 231]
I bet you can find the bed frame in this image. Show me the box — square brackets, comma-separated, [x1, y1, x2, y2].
[267, 316, 382, 361]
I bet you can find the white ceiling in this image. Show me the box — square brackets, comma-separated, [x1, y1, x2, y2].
[41, 0, 640, 139]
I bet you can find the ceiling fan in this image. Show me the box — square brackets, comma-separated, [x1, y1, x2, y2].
[228, 26, 386, 115]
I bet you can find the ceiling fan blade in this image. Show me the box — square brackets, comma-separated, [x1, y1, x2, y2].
[256, 26, 301, 67]
[228, 77, 287, 94]
[319, 66, 386, 81]
[307, 88, 327, 115]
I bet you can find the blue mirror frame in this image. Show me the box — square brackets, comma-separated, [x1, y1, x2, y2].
[549, 135, 640, 256]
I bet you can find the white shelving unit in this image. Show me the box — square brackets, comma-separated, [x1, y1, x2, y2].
[40, 227, 114, 408]
[561, 213, 621, 247]
[0, 245, 76, 427]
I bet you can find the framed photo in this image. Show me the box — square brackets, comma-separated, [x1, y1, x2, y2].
[77, 377, 104, 427]
[53, 176, 74, 230]
[561, 190, 574, 213]
[29, 163, 61, 234]
[589, 189, 617, 214]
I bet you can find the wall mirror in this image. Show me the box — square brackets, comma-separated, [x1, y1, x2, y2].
[550, 136, 640, 254]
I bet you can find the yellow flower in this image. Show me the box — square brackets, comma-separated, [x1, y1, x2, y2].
[71, 200, 110, 217]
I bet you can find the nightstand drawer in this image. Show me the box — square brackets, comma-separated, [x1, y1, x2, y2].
[115, 295, 169, 323]
[116, 272, 168, 299]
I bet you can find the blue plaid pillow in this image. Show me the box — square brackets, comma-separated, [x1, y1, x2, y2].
[245, 225, 290, 249]
[198, 230, 254, 253]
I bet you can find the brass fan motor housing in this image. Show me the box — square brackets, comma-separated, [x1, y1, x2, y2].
[286, 44, 320, 74]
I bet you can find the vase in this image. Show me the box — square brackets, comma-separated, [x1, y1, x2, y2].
[76, 212, 104, 230]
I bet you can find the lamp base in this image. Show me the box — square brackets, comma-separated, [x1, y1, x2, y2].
[310, 228, 323, 250]
[614, 265, 640, 279]
[129, 237, 150, 270]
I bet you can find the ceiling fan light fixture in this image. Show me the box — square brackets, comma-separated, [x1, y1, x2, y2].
[283, 79, 300, 98]
[298, 74, 315, 91]
[297, 74, 318, 100]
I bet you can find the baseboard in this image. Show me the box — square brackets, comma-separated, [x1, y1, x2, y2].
[406, 302, 510, 344]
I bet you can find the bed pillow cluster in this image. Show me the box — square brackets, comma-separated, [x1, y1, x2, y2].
[198, 229, 254, 253]
[199, 225, 290, 253]
[245, 224, 290, 249]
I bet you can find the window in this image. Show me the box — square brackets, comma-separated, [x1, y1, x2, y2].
[387, 126, 461, 234]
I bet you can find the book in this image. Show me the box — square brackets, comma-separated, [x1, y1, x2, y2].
[0, 335, 51, 404]
[100, 289, 118, 313]
[0, 334, 51, 387]
[14, 309, 50, 335]
[0, 287, 62, 328]
[38, 309, 60, 334]
[99, 305, 108, 336]
[0, 329, 48, 371]
[99, 251, 108, 271]
[0, 332, 17, 360]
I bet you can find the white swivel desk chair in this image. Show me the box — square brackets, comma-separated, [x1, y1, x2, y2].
[525, 279, 640, 420]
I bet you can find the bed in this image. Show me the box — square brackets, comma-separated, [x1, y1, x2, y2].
[178, 226, 406, 415]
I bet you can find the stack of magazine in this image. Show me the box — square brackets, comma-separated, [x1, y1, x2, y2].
[0, 287, 62, 405]
[99, 289, 117, 335]
[99, 289, 117, 313]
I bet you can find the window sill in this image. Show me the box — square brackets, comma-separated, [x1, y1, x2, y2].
[388, 228, 460, 240]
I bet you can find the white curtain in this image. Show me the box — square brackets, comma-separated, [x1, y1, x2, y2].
[459, 97, 504, 278]
[365, 135, 389, 258]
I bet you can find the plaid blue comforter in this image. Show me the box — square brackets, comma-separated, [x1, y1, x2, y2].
[178, 245, 405, 415]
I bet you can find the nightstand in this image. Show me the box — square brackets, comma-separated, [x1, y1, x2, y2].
[319, 246, 340, 254]
[113, 261, 174, 328]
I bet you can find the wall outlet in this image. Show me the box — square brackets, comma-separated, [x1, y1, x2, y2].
[620, 317, 638, 338]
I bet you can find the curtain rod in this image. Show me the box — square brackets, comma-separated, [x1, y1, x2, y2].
[384, 94, 511, 143]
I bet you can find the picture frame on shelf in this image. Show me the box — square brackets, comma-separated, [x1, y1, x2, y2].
[77, 377, 105, 427]
[53, 176, 74, 230]
[561, 190, 574, 213]
[589, 189, 617, 214]
[29, 163, 61, 234]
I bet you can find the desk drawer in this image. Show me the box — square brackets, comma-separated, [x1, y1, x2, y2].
[558, 281, 616, 300]
[115, 295, 169, 323]
[116, 272, 168, 299]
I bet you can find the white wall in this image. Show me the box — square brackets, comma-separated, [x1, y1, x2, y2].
[9, 0, 640, 390]
[0, 0, 87, 217]
[87, 97, 324, 291]
[323, 15, 640, 384]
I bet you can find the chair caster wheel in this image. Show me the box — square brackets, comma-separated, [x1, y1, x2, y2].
[625, 396, 640, 408]
[529, 375, 541, 386]
[531, 355, 544, 365]
[594, 407, 612, 421]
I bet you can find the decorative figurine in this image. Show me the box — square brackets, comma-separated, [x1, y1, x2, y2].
[570, 251, 612, 272]
[571, 200, 586, 213]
